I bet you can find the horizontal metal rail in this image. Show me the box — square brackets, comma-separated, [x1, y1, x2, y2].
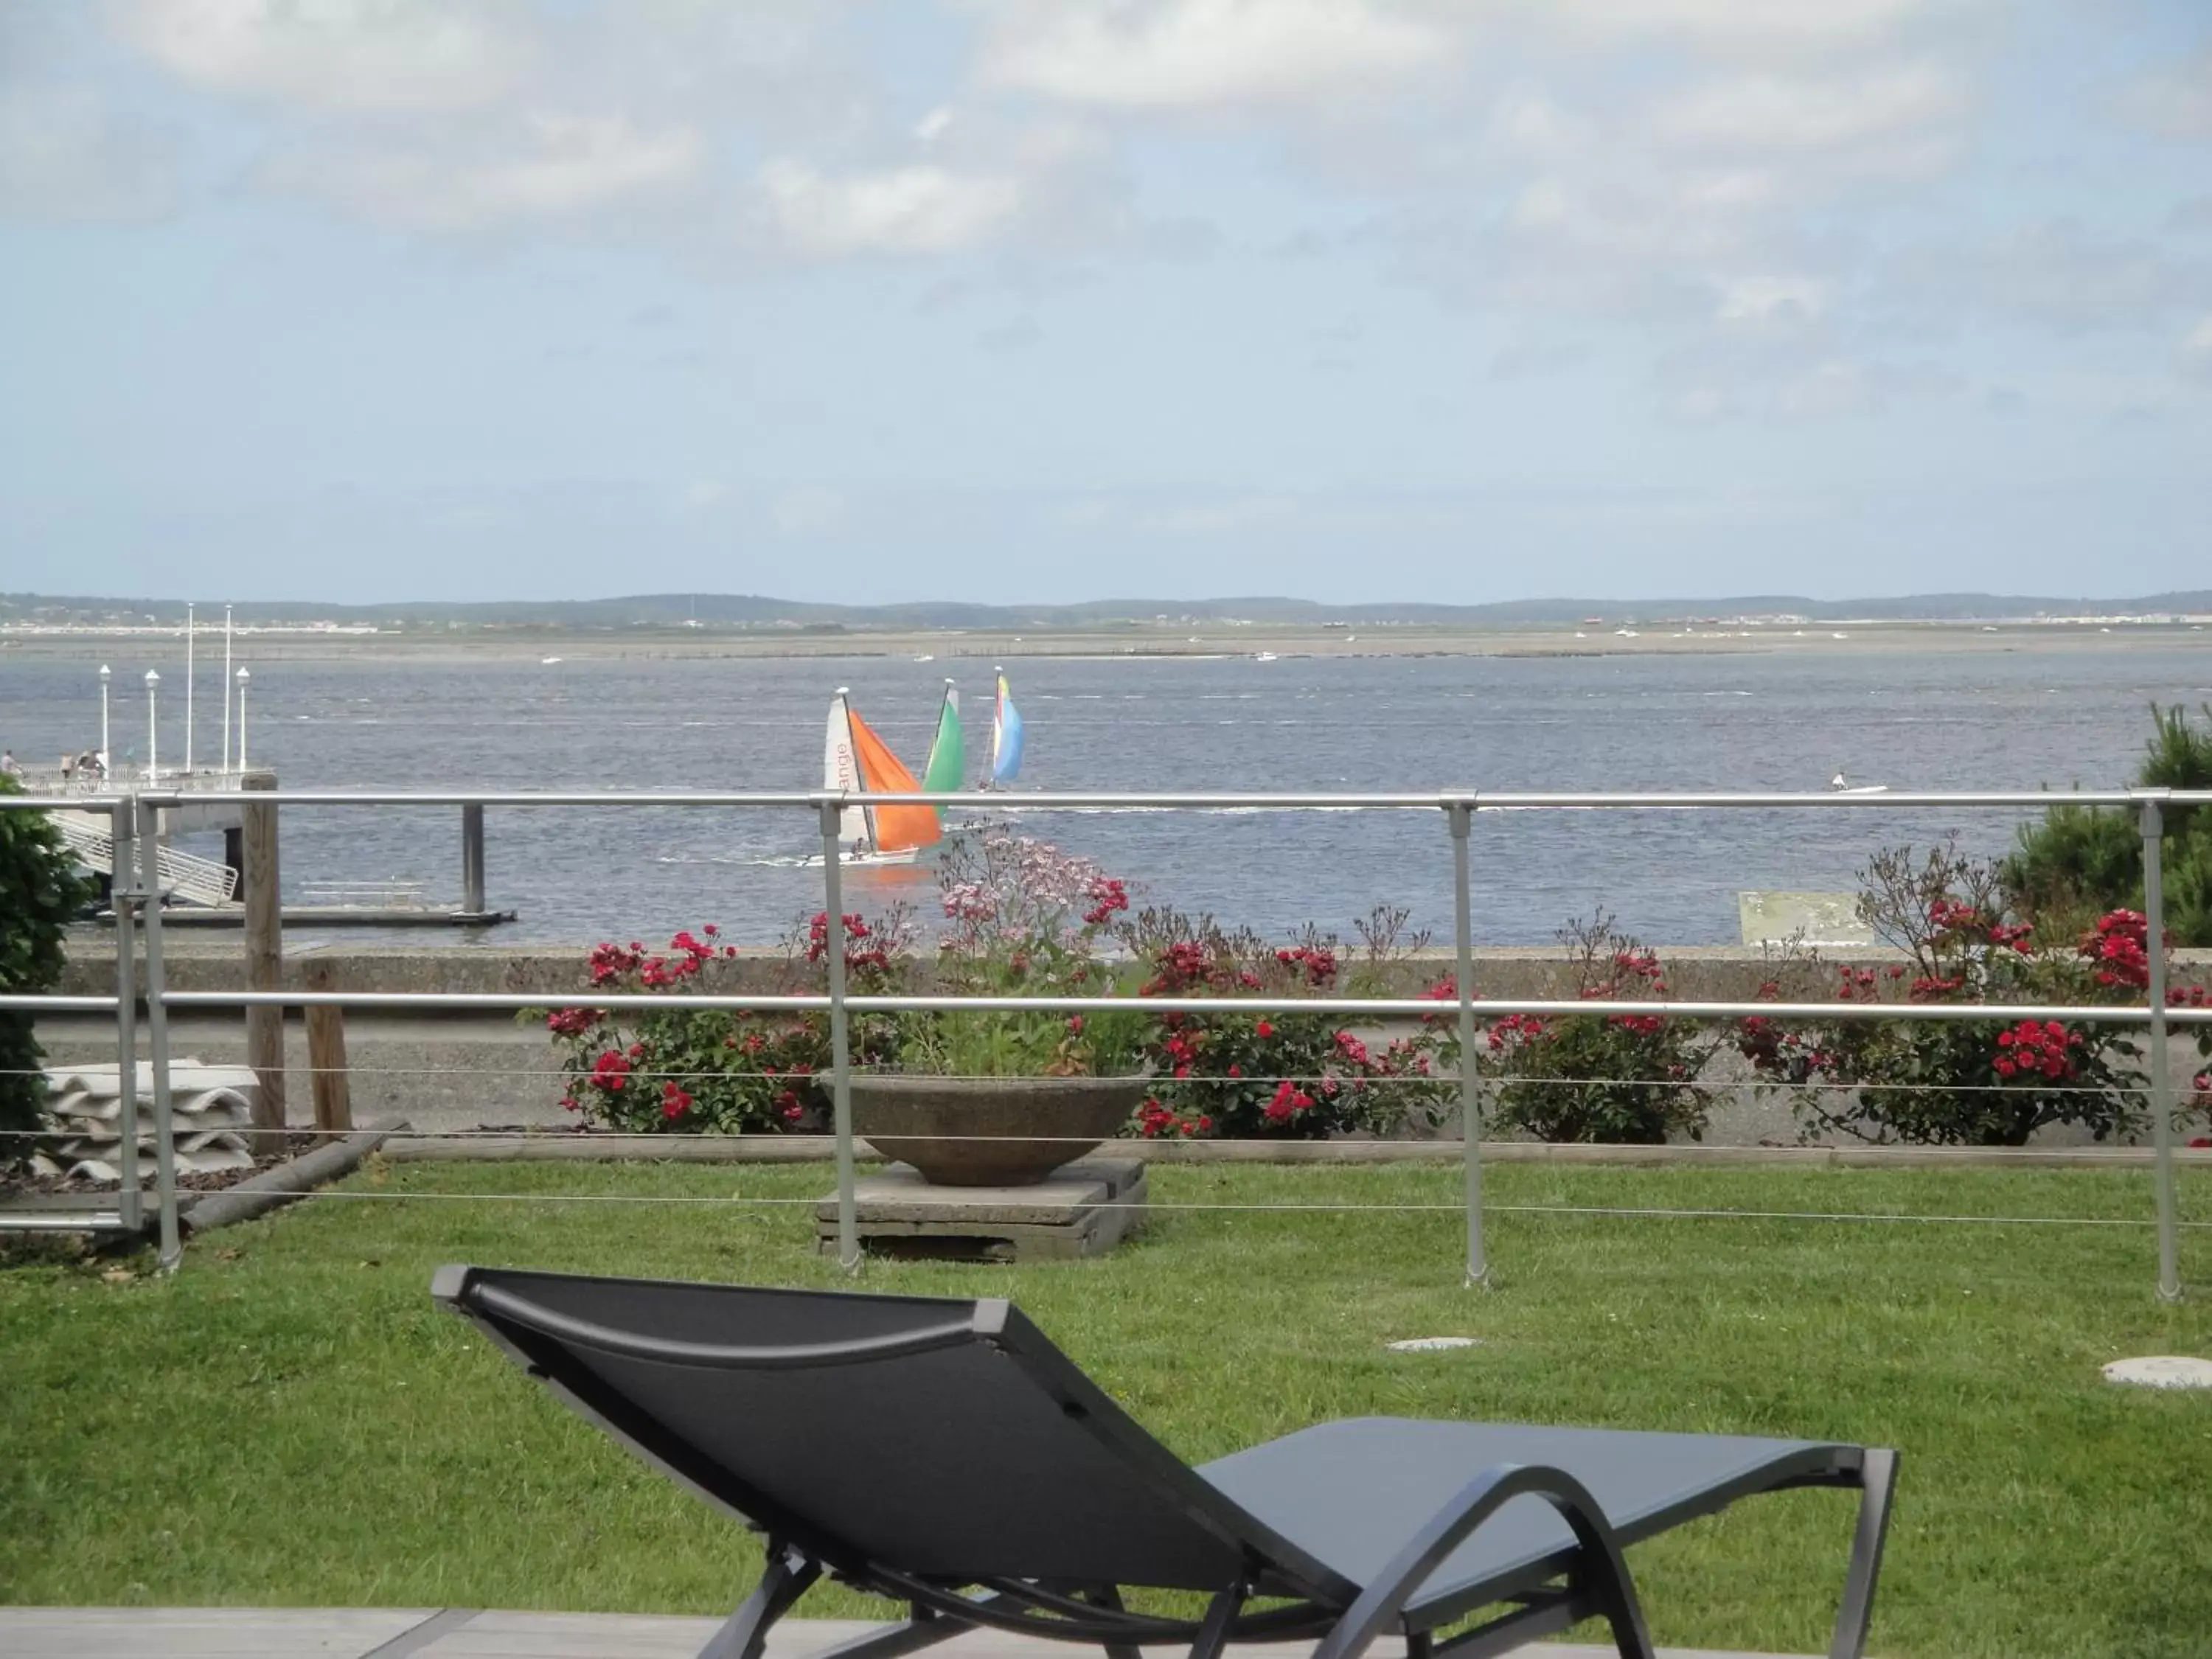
[16, 785, 2212, 810]
[0, 995, 123, 1013]
[0, 794, 131, 811]
[144, 989, 2212, 1026]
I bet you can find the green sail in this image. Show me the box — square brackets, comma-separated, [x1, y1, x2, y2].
[920, 684, 964, 818]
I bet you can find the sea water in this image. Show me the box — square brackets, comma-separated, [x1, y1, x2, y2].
[3, 644, 2208, 947]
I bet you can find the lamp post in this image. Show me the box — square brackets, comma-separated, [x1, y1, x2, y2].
[184, 603, 195, 774]
[235, 668, 250, 772]
[99, 665, 111, 773]
[145, 669, 160, 781]
[221, 605, 234, 773]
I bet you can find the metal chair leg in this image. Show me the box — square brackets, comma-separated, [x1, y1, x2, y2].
[1829, 1448, 1899, 1659]
[701, 1542, 822, 1659]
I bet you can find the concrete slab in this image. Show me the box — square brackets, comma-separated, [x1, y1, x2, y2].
[815, 1158, 1147, 1261]
[0, 1610, 1811, 1659]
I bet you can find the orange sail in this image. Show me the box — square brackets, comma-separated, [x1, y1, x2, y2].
[847, 707, 941, 855]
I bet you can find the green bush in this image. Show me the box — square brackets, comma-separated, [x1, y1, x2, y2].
[1737, 842, 2209, 1146]
[2003, 703, 2212, 944]
[1478, 916, 1719, 1144]
[0, 777, 99, 1166]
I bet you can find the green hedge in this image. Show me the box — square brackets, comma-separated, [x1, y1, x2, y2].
[0, 776, 98, 1163]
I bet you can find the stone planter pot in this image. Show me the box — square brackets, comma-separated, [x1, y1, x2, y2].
[847, 1074, 1151, 1186]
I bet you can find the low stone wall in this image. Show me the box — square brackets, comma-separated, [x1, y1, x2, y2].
[44, 939, 2211, 1150]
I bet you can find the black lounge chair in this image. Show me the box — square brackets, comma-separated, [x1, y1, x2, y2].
[434, 1267, 1897, 1659]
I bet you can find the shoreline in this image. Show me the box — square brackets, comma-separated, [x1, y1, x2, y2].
[6, 620, 2212, 666]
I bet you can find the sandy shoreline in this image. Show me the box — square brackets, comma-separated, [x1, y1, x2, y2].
[6, 621, 2211, 666]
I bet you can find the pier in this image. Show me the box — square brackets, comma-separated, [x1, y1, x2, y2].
[27, 765, 514, 930]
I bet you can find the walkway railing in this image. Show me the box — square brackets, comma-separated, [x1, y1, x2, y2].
[4, 785, 2210, 1296]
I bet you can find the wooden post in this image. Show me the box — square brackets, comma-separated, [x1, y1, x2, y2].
[241, 773, 286, 1135]
[461, 803, 485, 916]
[303, 961, 352, 1138]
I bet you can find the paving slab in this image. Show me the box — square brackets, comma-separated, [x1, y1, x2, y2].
[0, 1610, 1810, 1659]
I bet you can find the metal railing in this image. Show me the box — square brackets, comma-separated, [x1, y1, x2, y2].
[4, 784, 2210, 1296]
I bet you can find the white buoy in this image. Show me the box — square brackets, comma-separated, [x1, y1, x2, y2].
[1385, 1337, 1481, 1353]
[2102, 1356, 2212, 1390]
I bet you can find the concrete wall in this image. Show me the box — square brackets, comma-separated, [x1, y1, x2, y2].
[43, 939, 2212, 1147]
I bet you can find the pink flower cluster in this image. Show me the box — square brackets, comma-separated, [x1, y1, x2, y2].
[940, 834, 1119, 947]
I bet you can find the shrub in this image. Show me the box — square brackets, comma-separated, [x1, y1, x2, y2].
[1475, 914, 1719, 1144]
[0, 777, 99, 1167]
[1738, 843, 2210, 1146]
[898, 832, 1146, 1077]
[546, 913, 912, 1134]
[1121, 906, 1452, 1139]
[2003, 703, 2212, 945]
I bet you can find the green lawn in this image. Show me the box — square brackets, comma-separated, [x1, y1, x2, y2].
[3, 1161, 2210, 1658]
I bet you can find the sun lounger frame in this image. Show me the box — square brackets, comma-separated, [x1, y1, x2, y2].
[434, 1267, 1896, 1659]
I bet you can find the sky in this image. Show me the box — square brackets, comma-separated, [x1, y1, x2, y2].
[2, 0, 2209, 608]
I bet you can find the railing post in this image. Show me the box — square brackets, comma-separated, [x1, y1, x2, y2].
[1448, 796, 1488, 1288]
[2141, 798, 2181, 1303]
[111, 796, 141, 1234]
[461, 802, 486, 916]
[136, 813, 182, 1274]
[818, 798, 858, 1273]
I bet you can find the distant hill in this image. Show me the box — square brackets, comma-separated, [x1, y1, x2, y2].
[5, 589, 2211, 630]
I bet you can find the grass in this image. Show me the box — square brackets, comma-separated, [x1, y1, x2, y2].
[2, 1161, 2211, 1658]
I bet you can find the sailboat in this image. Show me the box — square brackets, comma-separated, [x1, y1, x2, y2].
[824, 688, 940, 864]
[919, 680, 964, 824]
[985, 667, 1024, 789]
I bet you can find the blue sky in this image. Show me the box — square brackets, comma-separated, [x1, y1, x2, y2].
[2, 0, 2208, 606]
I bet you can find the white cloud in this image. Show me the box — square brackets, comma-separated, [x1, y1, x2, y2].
[263, 114, 703, 232]
[108, 0, 531, 114]
[755, 159, 1025, 257]
[1714, 274, 1826, 330]
[1537, 0, 1948, 63]
[1651, 62, 1966, 170]
[977, 0, 1458, 112]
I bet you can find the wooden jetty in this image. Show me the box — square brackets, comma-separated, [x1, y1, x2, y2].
[36, 768, 514, 928]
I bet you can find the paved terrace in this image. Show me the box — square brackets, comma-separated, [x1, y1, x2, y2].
[0, 1610, 1800, 1659]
